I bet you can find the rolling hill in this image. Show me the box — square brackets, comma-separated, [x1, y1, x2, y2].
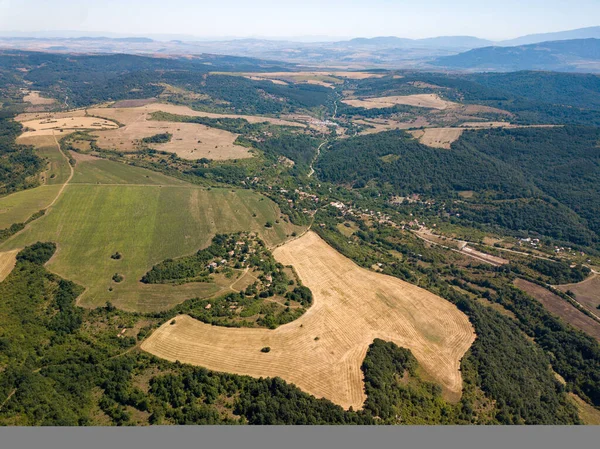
[433, 38, 600, 72]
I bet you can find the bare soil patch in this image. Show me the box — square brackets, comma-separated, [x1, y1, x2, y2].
[142, 231, 475, 410]
[515, 279, 600, 341]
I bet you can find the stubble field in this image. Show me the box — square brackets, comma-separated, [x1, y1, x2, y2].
[142, 231, 475, 410]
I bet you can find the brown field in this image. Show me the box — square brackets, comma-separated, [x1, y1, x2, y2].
[408, 128, 464, 149]
[342, 94, 457, 110]
[556, 273, 600, 311]
[22, 90, 55, 106]
[142, 231, 475, 410]
[0, 249, 19, 283]
[514, 279, 600, 341]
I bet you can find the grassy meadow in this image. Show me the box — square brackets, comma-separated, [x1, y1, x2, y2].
[1, 158, 301, 311]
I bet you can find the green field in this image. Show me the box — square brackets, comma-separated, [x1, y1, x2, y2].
[70, 158, 188, 185]
[0, 186, 61, 229]
[1, 158, 302, 311]
[37, 145, 71, 185]
[0, 144, 70, 229]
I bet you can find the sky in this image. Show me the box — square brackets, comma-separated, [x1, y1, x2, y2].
[0, 0, 599, 41]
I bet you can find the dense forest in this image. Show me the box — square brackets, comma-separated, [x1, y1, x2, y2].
[0, 115, 44, 195]
[316, 127, 600, 249]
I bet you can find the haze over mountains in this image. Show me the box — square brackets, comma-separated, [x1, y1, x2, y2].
[0, 26, 599, 72]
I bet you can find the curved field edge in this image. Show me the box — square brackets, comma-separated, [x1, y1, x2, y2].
[141, 231, 475, 410]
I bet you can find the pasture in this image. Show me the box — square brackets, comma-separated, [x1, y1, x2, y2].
[142, 231, 475, 410]
[0, 185, 60, 229]
[0, 157, 301, 311]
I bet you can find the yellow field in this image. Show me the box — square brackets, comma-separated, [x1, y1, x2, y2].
[408, 128, 464, 149]
[142, 231, 475, 409]
[342, 94, 457, 110]
[17, 116, 118, 139]
[0, 249, 19, 283]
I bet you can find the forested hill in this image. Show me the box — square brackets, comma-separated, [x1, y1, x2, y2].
[316, 127, 600, 249]
[433, 38, 600, 72]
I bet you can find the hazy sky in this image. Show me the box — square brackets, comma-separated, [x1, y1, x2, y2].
[0, 0, 599, 41]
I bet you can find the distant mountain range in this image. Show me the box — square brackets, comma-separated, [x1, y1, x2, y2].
[498, 26, 600, 46]
[433, 38, 600, 72]
[0, 26, 599, 72]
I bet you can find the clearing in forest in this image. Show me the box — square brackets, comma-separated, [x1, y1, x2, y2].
[0, 157, 302, 311]
[142, 231, 475, 410]
[408, 128, 464, 149]
[342, 94, 457, 110]
[22, 90, 55, 106]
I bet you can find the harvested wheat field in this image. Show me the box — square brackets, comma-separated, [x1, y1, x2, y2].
[0, 249, 19, 283]
[142, 231, 475, 410]
[342, 94, 457, 110]
[409, 128, 464, 149]
[18, 116, 119, 139]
